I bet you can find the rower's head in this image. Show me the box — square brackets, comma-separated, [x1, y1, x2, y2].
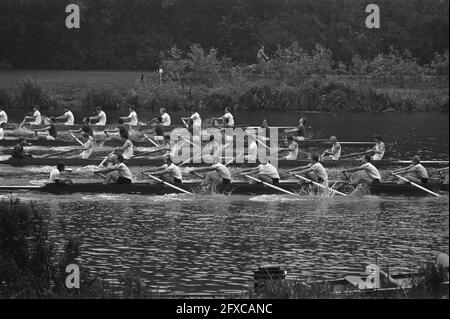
[0, 122, 6, 129]
[164, 155, 172, 165]
[257, 157, 268, 165]
[160, 108, 166, 115]
[287, 135, 294, 143]
[299, 117, 306, 125]
[262, 119, 268, 127]
[224, 107, 231, 114]
[311, 154, 319, 163]
[56, 162, 65, 172]
[189, 105, 197, 114]
[120, 131, 129, 140]
[64, 106, 70, 111]
[49, 117, 56, 123]
[96, 107, 102, 113]
[364, 154, 372, 163]
[118, 118, 125, 124]
[82, 132, 90, 141]
[330, 136, 338, 143]
[412, 155, 421, 164]
[129, 106, 135, 112]
[33, 105, 39, 111]
[18, 137, 26, 145]
[117, 154, 124, 163]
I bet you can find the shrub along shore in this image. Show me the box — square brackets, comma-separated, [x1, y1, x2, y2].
[0, 45, 448, 114]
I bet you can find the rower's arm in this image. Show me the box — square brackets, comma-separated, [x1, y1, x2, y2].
[55, 114, 68, 120]
[95, 166, 118, 174]
[34, 126, 50, 132]
[291, 167, 312, 175]
[284, 128, 298, 133]
[344, 167, 362, 173]
[90, 115, 100, 121]
[286, 165, 309, 173]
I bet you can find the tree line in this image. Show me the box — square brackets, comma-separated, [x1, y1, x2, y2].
[0, 0, 448, 70]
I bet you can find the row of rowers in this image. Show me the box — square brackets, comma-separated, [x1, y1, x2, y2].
[0, 104, 235, 128]
[47, 153, 432, 188]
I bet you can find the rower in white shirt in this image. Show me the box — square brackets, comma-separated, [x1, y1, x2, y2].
[160, 108, 171, 126]
[0, 122, 6, 140]
[245, 134, 258, 162]
[214, 107, 235, 127]
[144, 156, 183, 184]
[189, 158, 232, 185]
[120, 106, 138, 126]
[56, 106, 75, 125]
[280, 136, 299, 160]
[182, 107, 202, 131]
[24, 106, 42, 126]
[116, 131, 134, 160]
[391, 155, 429, 184]
[48, 163, 73, 185]
[68, 133, 95, 159]
[342, 154, 382, 185]
[95, 155, 133, 184]
[90, 107, 107, 126]
[367, 135, 385, 160]
[0, 106, 8, 125]
[288, 154, 328, 183]
[240, 159, 280, 184]
[321, 136, 341, 161]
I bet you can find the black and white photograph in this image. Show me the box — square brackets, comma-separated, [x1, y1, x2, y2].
[0, 0, 448, 306]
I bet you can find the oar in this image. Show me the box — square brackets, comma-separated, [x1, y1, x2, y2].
[39, 149, 77, 158]
[94, 172, 106, 179]
[243, 175, 296, 195]
[18, 117, 28, 130]
[98, 150, 115, 167]
[391, 173, 441, 197]
[131, 147, 165, 159]
[292, 174, 347, 196]
[143, 133, 159, 147]
[144, 173, 193, 195]
[339, 151, 367, 159]
[69, 132, 83, 146]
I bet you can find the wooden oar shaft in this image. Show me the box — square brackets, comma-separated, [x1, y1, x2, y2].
[294, 174, 347, 196]
[340, 152, 367, 159]
[143, 133, 159, 147]
[392, 173, 441, 197]
[98, 150, 115, 167]
[244, 175, 296, 195]
[40, 149, 76, 158]
[145, 173, 193, 195]
[69, 132, 83, 146]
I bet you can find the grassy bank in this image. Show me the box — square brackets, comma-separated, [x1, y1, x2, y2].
[0, 71, 448, 115]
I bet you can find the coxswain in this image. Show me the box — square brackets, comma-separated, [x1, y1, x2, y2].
[145, 117, 165, 143]
[257, 45, 269, 63]
[214, 107, 235, 127]
[48, 162, 73, 185]
[11, 137, 32, 159]
[119, 106, 138, 126]
[90, 107, 107, 126]
[34, 117, 58, 140]
[55, 106, 75, 125]
[116, 131, 134, 160]
[279, 136, 299, 160]
[68, 133, 95, 159]
[288, 154, 328, 183]
[160, 108, 171, 126]
[391, 155, 429, 184]
[367, 135, 385, 160]
[240, 159, 280, 184]
[189, 158, 232, 185]
[0, 105, 8, 125]
[284, 117, 307, 141]
[321, 136, 341, 160]
[145, 156, 183, 184]
[342, 154, 382, 185]
[94, 155, 133, 184]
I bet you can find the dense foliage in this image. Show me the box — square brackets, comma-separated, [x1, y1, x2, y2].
[0, 0, 448, 69]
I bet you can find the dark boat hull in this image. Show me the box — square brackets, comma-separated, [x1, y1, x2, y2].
[1, 182, 447, 196]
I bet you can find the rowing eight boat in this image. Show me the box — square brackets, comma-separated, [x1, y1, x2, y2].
[0, 182, 447, 196]
[0, 157, 448, 167]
